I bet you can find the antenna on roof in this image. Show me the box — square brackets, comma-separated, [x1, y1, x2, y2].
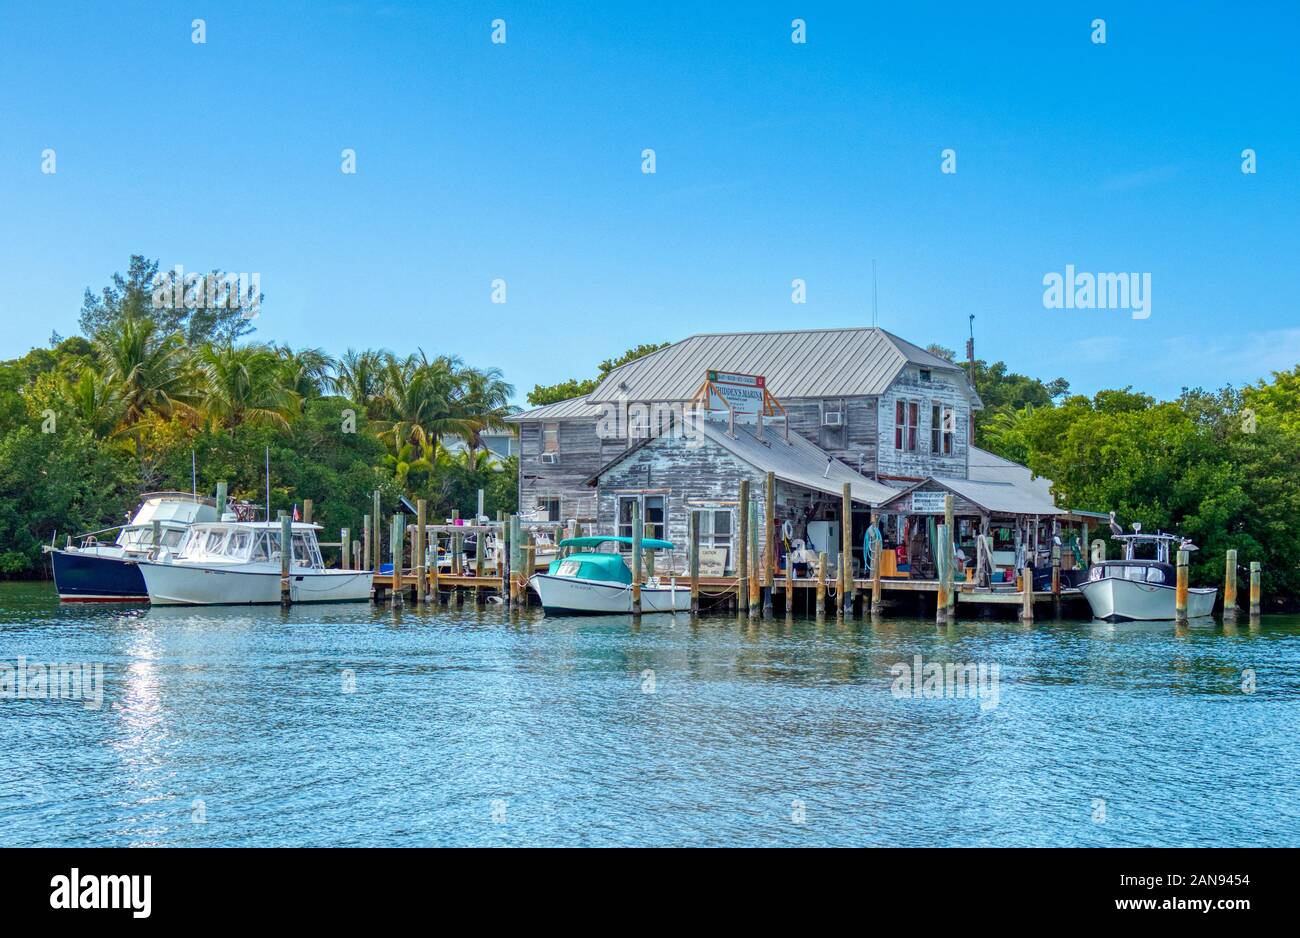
[966, 314, 976, 387]
[871, 259, 878, 328]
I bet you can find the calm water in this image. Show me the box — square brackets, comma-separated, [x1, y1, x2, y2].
[1, 581, 1296, 847]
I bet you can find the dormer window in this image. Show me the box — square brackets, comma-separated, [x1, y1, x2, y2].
[919, 369, 932, 383]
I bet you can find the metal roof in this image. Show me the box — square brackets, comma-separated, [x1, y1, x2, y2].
[692, 419, 899, 505]
[934, 476, 1062, 516]
[587, 327, 970, 404]
[506, 396, 606, 421]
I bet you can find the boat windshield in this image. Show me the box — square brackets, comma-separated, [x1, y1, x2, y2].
[116, 526, 185, 550]
[1093, 564, 1168, 584]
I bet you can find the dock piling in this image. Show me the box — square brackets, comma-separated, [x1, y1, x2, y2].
[689, 512, 700, 615]
[1249, 561, 1261, 618]
[1223, 549, 1238, 621]
[1175, 549, 1189, 622]
[341, 527, 350, 570]
[816, 551, 827, 618]
[415, 500, 426, 604]
[841, 482, 855, 617]
[763, 471, 775, 616]
[280, 512, 292, 607]
[631, 500, 642, 617]
[743, 483, 754, 613]
[747, 500, 761, 616]
[936, 523, 949, 624]
[1020, 565, 1034, 621]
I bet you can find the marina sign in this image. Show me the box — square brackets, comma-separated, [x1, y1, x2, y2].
[911, 491, 948, 513]
[705, 371, 767, 420]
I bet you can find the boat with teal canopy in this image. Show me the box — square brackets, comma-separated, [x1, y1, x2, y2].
[528, 535, 691, 615]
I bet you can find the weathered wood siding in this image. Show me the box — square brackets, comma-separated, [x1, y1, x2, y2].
[518, 420, 622, 521]
[876, 366, 970, 480]
[782, 396, 879, 475]
[596, 434, 768, 574]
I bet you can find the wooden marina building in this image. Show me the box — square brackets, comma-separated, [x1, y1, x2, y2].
[507, 327, 1098, 614]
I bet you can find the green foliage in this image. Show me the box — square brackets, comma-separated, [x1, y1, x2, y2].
[981, 379, 1300, 608]
[527, 342, 669, 406]
[0, 257, 520, 577]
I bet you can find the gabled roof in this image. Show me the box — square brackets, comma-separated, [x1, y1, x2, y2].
[506, 396, 605, 421]
[884, 470, 1062, 516]
[589, 417, 899, 506]
[587, 327, 972, 404]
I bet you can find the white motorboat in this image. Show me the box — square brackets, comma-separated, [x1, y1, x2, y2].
[44, 492, 219, 601]
[1078, 530, 1217, 621]
[137, 518, 372, 605]
[528, 536, 690, 615]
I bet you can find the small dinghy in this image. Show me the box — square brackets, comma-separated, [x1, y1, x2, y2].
[528, 536, 690, 615]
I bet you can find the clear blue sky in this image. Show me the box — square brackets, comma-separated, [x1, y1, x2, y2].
[1, 1, 1296, 403]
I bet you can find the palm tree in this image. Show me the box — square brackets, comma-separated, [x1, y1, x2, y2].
[94, 315, 196, 425]
[58, 369, 126, 439]
[332, 348, 388, 417]
[276, 345, 335, 401]
[195, 343, 299, 429]
[457, 366, 518, 462]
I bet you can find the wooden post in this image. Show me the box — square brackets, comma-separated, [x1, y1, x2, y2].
[415, 500, 427, 604]
[644, 520, 655, 580]
[391, 512, 404, 606]
[1175, 549, 1189, 622]
[523, 542, 535, 606]
[936, 523, 949, 624]
[737, 480, 749, 615]
[631, 500, 642, 616]
[816, 551, 827, 617]
[1020, 565, 1034, 621]
[1223, 549, 1238, 620]
[763, 471, 776, 615]
[214, 481, 227, 515]
[1249, 561, 1261, 617]
[747, 501, 761, 616]
[430, 528, 441, 601]
[451, 509, 461, 576]
[341, 528, 350, 570]
[280, 512, 292, 606]
[841, 482, 854, 616]
[352, 540, 361, 572]
[1051, 541, 1061, 617]
[372, 491, 382, 575]
[944, 495, 956, 616]
[784, 550, 794, 617]
[1081, 522, 1090, 568]
[302, 498, 313, 525]
[362, 514, 371, 571]
[870, 522, 882, 617]
[689, 511, 700, 615]
[507, 514, 520, 605]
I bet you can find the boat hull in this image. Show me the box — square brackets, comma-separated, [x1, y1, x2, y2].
[529, 573, 690, 615]
[48, 548, 148, 602]
[1079, 576, 1217, 621]
[138, 561, 373, 606]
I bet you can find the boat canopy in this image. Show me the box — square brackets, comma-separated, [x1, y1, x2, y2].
[559, 535, 675, 550]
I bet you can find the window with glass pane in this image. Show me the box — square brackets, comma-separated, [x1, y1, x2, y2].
[539, 497, 561, 522]
[907, 402, 919, 451]
[894, 400, 905, 449]
[617, 497, 637, 545]
[542, 423, 560, 453]
[644, 496, 665, 540]
[931, 404, 955, 455]
[693, 508, 733, 570]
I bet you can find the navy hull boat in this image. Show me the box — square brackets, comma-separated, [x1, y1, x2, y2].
[44, 492, 219, 602]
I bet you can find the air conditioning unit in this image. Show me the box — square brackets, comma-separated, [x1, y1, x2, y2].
[539, 452, 559, 465]
[822, 411, 843, 427]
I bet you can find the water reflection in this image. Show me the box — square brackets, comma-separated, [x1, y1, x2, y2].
[0, 582, 1296, 847]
